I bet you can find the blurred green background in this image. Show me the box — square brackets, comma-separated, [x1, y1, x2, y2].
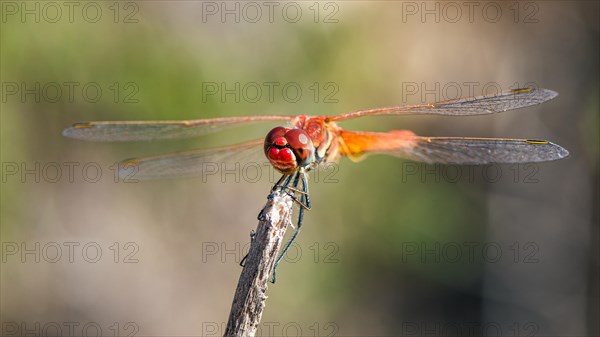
[1, 1, 598, 336]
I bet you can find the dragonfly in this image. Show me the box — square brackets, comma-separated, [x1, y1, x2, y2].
[63, 87, 569, 282]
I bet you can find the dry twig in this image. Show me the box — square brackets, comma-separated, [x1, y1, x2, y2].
[224, 190, 293, 337]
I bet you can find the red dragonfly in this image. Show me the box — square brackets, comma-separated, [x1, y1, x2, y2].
[63, 87, 568, 281]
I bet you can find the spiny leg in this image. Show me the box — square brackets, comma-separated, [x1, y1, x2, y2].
[265, 170, 310, 210]
[271, 169, 309, 283]
[280, 174, 294, 189]
[253, 172, 303, 271]
[271, 191, 306, 283]
[271, 174, 289, 192]
[301, 169, 311, 210]
[278, 171, 310, 210]
[239, 230, 256, 267]
[252, 173, 292, 266]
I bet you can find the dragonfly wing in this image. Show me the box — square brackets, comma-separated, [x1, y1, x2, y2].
[339, 130, 569, 164]
[63, 115, 293, 142]
[331, 88, 557, 121]
[394, 137, 570, 164]
[119, 139, 266, 180]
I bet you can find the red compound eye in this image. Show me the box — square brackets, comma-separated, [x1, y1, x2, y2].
[274, 137, 287, 147]
[266, 147, 296, 174]
[268, 147, 294, 163]
[264, 127, 315, 174]
[284, 129, 315, 167]
[264, 127, 289, 154]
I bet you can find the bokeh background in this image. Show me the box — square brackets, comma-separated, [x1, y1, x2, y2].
[1, 1, 598, 336]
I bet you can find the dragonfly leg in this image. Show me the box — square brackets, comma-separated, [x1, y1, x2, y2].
[267, 171, 310, 210]
[260, 174, 291, 220]
[271, 169, 309, 283]
[277, 171, 311, 210]
[277, 174, 294, 190]
[301, 170, 311, 210]
[239, 230, 256, 267]
[271, 174, 289, 192]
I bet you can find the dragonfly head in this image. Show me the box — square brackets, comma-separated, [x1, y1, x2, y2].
[264, 127, 315, 174]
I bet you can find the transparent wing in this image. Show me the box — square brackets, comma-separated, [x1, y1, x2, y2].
[62, 115, 293, 142]
[393, 137, 569, 164]
[118, 139, 266, 180]
[339, 130, 569, 164]
[331, 88, 557, 121]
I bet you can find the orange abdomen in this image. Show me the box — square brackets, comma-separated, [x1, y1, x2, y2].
[338, 130, 417, 161]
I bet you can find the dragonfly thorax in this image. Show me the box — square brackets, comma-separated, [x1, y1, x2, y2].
[264, 126, 316, 174]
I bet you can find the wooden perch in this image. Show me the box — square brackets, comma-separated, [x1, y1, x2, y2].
[224, 189, 294, 337]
